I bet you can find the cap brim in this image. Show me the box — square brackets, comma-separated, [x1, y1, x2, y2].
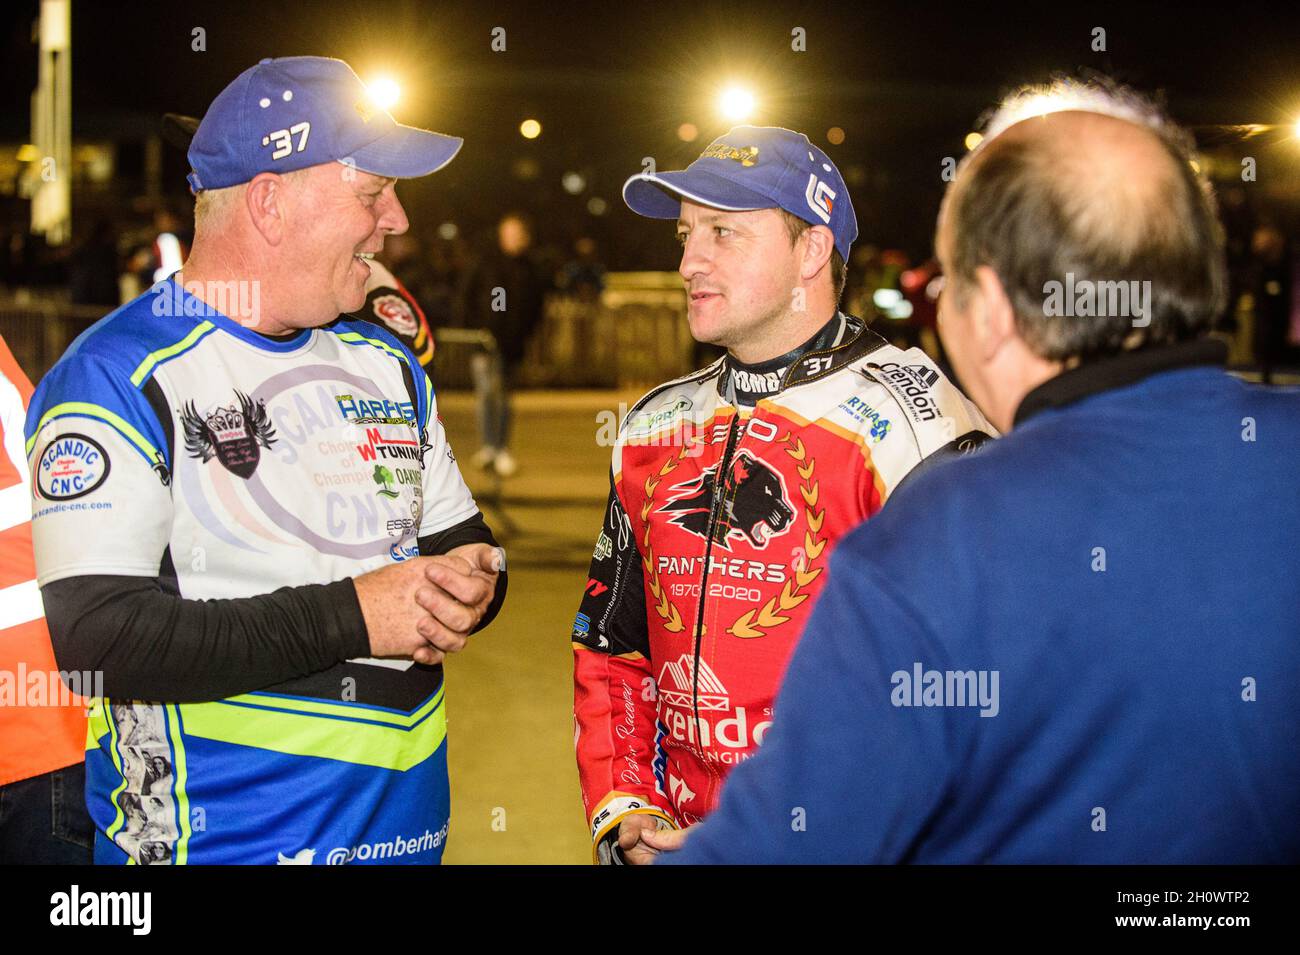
[346, 124, 464, 179]
[162, 113, 201, 150]
[622, 169, 773, 219]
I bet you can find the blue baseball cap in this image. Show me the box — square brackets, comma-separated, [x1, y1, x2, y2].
[623, 126, 858, 261]
[186, 56, 463, 192]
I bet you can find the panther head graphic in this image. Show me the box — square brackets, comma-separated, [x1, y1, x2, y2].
[659, 451, 795, 550]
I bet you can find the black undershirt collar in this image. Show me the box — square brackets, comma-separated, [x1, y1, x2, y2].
[722, 312, 849, 408]
[1014, 338, 1229, 428]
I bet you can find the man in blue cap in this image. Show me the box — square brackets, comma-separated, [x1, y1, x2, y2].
[570, 126, 993, 864]
[26, 57, 506, 864]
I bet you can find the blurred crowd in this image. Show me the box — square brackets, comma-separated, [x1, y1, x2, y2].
[1, 181, 1296, 388]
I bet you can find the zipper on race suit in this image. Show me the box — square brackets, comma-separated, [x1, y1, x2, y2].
[690, 414, 742, 735]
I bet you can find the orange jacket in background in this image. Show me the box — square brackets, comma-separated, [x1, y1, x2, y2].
[0, 334, 86, 787]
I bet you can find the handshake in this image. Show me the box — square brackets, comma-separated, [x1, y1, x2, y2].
[354, 543, 504, 666]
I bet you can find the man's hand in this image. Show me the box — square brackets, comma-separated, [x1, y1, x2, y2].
[640, 823, 691, 860]
[353, 558, 452, 665]
[615, 816, 690, 865]
[412, 543, 502, 654]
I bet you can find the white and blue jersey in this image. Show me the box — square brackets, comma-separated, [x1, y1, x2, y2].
[25, 277, 479, 864]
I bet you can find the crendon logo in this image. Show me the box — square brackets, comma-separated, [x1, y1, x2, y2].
[371, 293, 419, 337]
[658, 451, 795, 550]
[657, 655, 729, 712]
[804, 174, 835, 224]
[37, 434, 110, 500]
[869, 362, 945, 423]
[656, 654, 771, 754]
[180, 391, 278, 479]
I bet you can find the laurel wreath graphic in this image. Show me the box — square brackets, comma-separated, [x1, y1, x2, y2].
[727, 432, 825, 639]
[640, 443, 695, 633]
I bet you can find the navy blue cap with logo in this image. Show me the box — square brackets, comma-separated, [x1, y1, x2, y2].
[186, 56, 463, 192]
[622, 125, 858, 261]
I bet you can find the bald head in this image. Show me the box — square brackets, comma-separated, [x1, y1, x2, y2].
[991, 112, 1190, 264]
[938, 83, 1227, 361]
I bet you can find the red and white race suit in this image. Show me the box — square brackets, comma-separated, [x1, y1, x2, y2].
[571, 315, 996, 862]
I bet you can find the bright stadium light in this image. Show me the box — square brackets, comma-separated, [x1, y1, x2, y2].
[964, 131, 984, 151]
[520, 118, 542, 139]
[718, 86, 756, 121]
[365, 76, 401, 111]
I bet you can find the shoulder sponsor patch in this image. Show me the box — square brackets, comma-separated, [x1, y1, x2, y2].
[37, 433, 111, 500]
[837, 396, 893, 443]
[625, 395, 693, 438]
[371, 293, 419, 338]
[867, 361, 945, 424]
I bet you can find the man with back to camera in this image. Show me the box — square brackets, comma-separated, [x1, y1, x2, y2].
[570, 125, 996, 864]
[664, 79, 1300, 864]
[25, 56, 506, 865]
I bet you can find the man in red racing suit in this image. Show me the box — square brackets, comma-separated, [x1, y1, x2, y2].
[571, 126, 995, 864]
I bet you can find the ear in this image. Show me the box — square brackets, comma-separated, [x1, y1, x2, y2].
[799, 225, 835, 283]
[972, 265, 1018, 361]
[244, 172, 290, 246]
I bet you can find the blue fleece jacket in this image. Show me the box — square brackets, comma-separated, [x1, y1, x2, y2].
[666, 345, 1300, 864]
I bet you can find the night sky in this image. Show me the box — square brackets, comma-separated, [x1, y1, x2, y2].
[3, 0, 1299, 264]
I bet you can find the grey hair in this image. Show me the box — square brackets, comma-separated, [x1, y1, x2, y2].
[193, 167, 314, 233]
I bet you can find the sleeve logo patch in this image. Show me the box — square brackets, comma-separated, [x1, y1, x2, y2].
[37, 433, 111, 500]
[371, 293, 419, 338]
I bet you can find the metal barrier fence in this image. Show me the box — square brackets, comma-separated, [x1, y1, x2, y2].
[514, 272, 695, 391]
[0, 299, 106, 382]
[2, 271, 693, 389]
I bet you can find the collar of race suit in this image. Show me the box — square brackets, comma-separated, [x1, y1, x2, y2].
[721, 311, 855, 408]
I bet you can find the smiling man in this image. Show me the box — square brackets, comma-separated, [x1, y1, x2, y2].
[569, 126, 993, 864]
[25, 57, 506, 864]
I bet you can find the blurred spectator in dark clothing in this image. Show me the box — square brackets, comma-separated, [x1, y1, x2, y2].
[68, 218, 121, 307]
[2, 229, 60, 289]
[1251, 225, 1294, 383]
[1217, 186, 1256, 332]
[417, 237, 464, 329]
[381, 233, 437, 309]
[457, 212, 548, 477]
[558, 236, 606, 301]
